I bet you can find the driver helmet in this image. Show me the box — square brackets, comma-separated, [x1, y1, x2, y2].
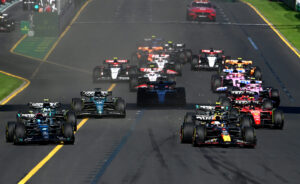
[113, 57, 118, 63]
[35, 113, 45, 123]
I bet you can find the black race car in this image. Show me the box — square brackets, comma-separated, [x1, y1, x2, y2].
[6, 113, 75, 145]
[137, 81, 186, 107]
[191, 49, 226, 70]
[163, 41, 192, 64]
[129, 63, 176, 92]
[18, 99, 77, 131]
[71, 88, 126, 118]
[0, 13, 15, 32]
[93, 58, 137, 82]
[180, 106, 256, 148]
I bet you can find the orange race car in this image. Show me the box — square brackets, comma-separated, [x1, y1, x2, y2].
[220, 58, 262, 80]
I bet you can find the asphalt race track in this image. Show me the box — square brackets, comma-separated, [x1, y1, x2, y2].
[1, 0, 300, 183]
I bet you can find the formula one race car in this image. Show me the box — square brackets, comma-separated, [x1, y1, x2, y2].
[218, 94, 284, 129]
[149, 53, 182, 75]
[220, 59, 262, 80]
[0, 13, 15, 32]
[186, 0, 216, 22]
[180, 106, 256, 147]
[163, 41, 192, 64]
[191, 49, 226, 70]
[6, 113, 75, 144]
[93, 58, 137, 82]
[212, 78, 280, 107]
[71, 89, 126, 118]
[129, 63, 176, 91]
[137, 81, 186, 107]
[17, 99, 77, 131]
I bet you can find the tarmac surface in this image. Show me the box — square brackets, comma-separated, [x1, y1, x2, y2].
[0, 0, 300, 183]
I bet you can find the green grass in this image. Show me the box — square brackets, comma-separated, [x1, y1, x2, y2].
[244, 0, 300, 51]
[13, 36, 57, 60]
[0, 73, 23, 102]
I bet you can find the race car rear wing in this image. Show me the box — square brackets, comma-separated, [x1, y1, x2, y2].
[195, 105, 225, 111]
[195, 115, 214, 121]
[80, 91, 112, 97]
[222, 68, 246, 73]
[229, 90, 257, 96]
[139, 67, 162, 72]
[28, 102, 61, 109]
[104, 59, 129, 64]
[146, 81, 176, 86]
[201, 49, 223, 54]
[233, 100, 260, 105]
[225, 60, 253, 65]
[239, 80, 262, 84]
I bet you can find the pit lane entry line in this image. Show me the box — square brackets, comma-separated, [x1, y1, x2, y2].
[0, 70, 30, 105]
[18, 83, 116, 184]
[242, 1, 300, 58]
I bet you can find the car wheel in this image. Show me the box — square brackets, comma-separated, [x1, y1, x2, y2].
[273, 110, 284, 129]
[14, 123, 26, 145]
[63, 123, 75, 144]
[192, 126, 206, 147]
[6, 121, 15, 142]
[180, 122, 195, 143]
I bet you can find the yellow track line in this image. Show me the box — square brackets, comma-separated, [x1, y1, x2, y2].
[242, 1, 300, 58]
[0, 70, 31, 105]
[9, 34, 27, 54]
[18, 83, 116, 184]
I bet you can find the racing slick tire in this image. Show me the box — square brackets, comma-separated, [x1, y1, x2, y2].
[192, 126, 206, 147]
[13, 123, 26, 145]
[211, 74, 222, 92]
[243, 127, 256, 148]
[129, 77, 138, 92]
[93, 67, 102, 83]
[262, 99, 273, 110]
[66, 111, 77, 131]
[72, 98, 83, 113]
[63, 123, 75, 144]
[175, 63, 182, 76]
[180, 122, 195, 143]
[191, 57, 198, 71]
[184, 112, 195, 123]
[116, 98, 126, 117]
[254, 67, 262, 80]
[179, 52, 187, 64]
[6, 121, 15, 142]
[240, 116, 252, 129]
[218, 96, 231, 109]
[185, 50, 192, 62]
[273, 110, 284, 129]
[270, 89, 280, 107]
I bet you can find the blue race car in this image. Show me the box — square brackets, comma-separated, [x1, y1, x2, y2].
[137, 81, 186, 107]
[6, 113, 75, 145]
[71, 88, 126, 118]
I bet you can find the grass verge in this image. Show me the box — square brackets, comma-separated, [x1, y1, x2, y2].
[244, 0, 300, 51]
[0, 72, 23, 101]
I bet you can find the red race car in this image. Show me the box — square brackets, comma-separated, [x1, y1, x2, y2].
[186, 0, 216, 22]
[218, 92, 284, 129]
